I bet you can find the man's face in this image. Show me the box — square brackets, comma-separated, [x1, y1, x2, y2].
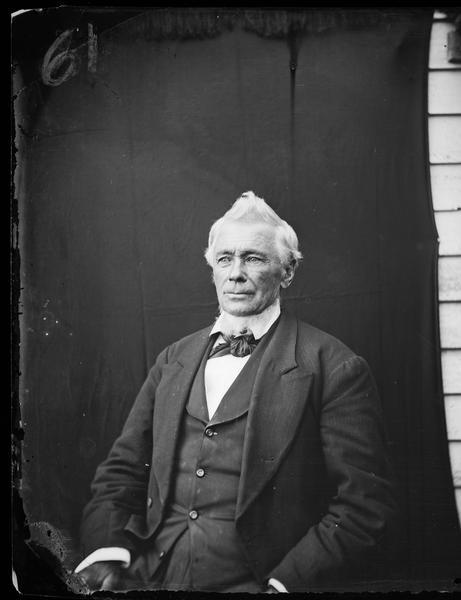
[211, 220, 293, 317]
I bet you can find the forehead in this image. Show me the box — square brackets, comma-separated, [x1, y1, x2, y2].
[213, 220, 278, 254]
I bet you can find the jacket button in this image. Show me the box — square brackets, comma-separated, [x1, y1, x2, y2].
[147, 497, 153, 508]
[205, 428, 215, 437]
[159, 551, 165, 559]
[196, 468, 205, 478]
[189, 509, 199, 520]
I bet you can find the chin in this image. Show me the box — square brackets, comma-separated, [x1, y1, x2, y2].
[225, 307, 254, 317]
[221, 302, 256, 317]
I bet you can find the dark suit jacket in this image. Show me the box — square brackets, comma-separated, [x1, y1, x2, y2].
[81, 312, 396, 591]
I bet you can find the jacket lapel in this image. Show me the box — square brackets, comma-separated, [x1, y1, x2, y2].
[236, 313, 313, 520]
[152, 327, 213, 504]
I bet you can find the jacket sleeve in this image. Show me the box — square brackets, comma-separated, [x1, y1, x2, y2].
[79, 346, 170, 556]
[269, 355, 397, 591]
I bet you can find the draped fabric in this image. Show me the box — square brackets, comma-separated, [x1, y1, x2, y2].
[13, 7, 461, 590]
[110, 8, 407, 40]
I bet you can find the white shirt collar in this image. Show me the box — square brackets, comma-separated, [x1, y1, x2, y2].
[210, 299, 281, 341]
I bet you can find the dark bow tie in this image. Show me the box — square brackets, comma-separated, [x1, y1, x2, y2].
[208, 332, 259, 358]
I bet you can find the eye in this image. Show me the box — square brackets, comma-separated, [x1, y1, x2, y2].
[216, 256, 231, 265]
[245, 256, 263, 263]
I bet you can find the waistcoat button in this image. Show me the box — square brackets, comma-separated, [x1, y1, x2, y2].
[196, 467, 205, 478]
[189, 509, 199, 520]
[147, 497, 153, 508]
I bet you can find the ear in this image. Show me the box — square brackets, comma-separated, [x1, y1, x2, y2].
[280, 261, 296, 289]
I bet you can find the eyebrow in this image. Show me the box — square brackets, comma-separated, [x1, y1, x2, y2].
[216, 249, 268, 257]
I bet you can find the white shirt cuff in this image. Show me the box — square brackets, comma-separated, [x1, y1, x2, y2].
[268, 578, 289, 593]
[74, 547, 131, 573]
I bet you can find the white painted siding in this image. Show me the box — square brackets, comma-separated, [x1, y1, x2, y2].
[440, 303, 461, 348]
[428, 71, 461, 114]
[445, 396, 461, 439]
[429, 12, 461, 524]
[439, 257, 461, 300]
[430, 165, 461, 210]
[429, 117, 461, 162]
[434, 211, 461, 255]
[429, 21, 460, 69]
[441, 350, 461, 395]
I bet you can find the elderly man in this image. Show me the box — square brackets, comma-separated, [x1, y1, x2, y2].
[75, 191, 396, 593]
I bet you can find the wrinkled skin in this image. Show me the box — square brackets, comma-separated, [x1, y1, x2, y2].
[211, 220, 294, 317]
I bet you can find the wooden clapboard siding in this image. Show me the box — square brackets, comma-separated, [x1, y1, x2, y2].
[449, 443, 461, 486]
[439, 303, 461, 348]
[430, 165, 461, 211]
[428, 116, 461, 163]
[429, 21, 460, 69]
[441, 350, 461, 394]
[429, 12, 461, 524]
[434, 211, 461, 255]
[439, 257, 461, 301]
[429, 71, 461, 114]
[445, 396, 461, 440]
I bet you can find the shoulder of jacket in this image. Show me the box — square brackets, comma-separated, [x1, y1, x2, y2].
[294, 317, 359, 372]
[156, 323, 213, 363]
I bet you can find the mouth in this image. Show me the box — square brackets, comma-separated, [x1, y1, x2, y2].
[224, 292, 252, 297]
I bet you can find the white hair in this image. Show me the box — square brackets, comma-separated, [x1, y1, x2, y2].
[204, 191, 303, 269]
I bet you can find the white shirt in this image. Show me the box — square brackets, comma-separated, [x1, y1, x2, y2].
[205, 300, 281, 418]
[75, 300, 287, 592]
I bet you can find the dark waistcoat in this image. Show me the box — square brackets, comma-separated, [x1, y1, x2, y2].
[130, 327, 275, 592]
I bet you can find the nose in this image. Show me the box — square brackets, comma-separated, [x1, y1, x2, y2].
[228, 257, 246, 282]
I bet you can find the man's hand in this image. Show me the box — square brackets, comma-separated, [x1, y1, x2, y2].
[76, 560, 122, 591]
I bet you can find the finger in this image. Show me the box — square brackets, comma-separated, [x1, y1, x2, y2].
[101, 571, 118, 591]
[78, 566, 109, 590]
[77, 568, 97, 588]
[74, 571, 93, 593]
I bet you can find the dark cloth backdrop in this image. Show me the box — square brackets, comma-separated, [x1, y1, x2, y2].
[14, 8, 461, 588]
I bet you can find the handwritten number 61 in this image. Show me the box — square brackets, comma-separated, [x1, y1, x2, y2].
[41, 25, 98, 87]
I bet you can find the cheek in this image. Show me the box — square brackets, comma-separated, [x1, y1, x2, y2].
[212, 270, 225, 288]
[255, 271, 283, 295]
